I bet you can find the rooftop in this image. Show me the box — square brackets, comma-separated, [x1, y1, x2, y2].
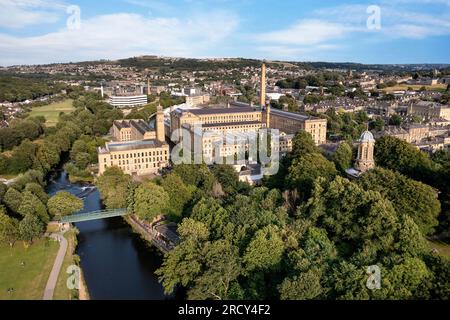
[202, 120, 263, 128]
[359, 130, 375, 142]
[188, 106, 259, 116]
[100, 139, 165, 153]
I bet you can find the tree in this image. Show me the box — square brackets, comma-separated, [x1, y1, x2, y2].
[211, 165, 240, 195]
[332, 142, 353, 173]
[2, 187, 23, 214]
[156, 218, 210, 294]
[0, 207, 19, 247]
[36, 141, 61, 174]
[373, 257, 431, 300]
[291, 130, 320, 158]
[190, 197, 229, 239]
[96, 167, 131, 209]
[133, 181, 169, 221]
[243, 225, 285, 272]
[287, 153, 337, 198]
[374, 136, 437, 184]
[8, 140, 37, 174]
[24, 182, 49, 204]
[419, 254, 450, 299]
[389, 114, 403, 126]
[371, 118, 385, 132]
[188, 240, 241, 300]
[0, 183, 7, 201]
[47, 191, 84, 219]
[359, 168, 440, 235]
[18, 191, 49, 223]
[74, 152, 91, 169]
[19, 214, 43, 245]
[329, 261, 370, 300]
[279, 269, 323, 300]
[160, 173, 194, 220]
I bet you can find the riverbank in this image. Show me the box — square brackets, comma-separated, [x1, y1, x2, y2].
[124, 215, 163, 252]
[124, 215, 176, 254]
[53, 227, 90, 300]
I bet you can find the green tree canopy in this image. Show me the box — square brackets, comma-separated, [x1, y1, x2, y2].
[332, 141, 353, 173]
[97, 167, 132, 209]
[47, 191, 84, 219]
[359, 168, 440, 235]
[19, 214, 44, 245]
[133, 181, 169, 221]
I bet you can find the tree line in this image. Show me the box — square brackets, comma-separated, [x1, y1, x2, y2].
[0, 76, 67, 103]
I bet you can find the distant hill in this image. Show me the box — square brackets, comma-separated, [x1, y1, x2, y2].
[5, 55, 450, 73]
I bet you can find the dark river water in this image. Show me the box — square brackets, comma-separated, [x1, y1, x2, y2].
[45, 169, 170, 300]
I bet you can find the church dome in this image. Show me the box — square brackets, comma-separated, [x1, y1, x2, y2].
[359, 130, 375, 142]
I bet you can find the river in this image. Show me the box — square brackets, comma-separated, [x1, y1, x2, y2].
[45, 169, 170, 300]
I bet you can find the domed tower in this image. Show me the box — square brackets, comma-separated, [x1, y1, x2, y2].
[355, 130, 375, 172]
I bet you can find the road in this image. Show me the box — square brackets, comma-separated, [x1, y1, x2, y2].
[43, 231, 68, 300]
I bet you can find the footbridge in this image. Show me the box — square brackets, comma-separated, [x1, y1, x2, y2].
[60, 208, 128, 223]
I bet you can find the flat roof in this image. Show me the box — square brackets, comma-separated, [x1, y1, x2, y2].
[188, 107, 259, 116]
[202, 120, 263, 128]
[270, 108, 310, 121]
[113, 119, 152, 135]
[106, 139, 165, 152]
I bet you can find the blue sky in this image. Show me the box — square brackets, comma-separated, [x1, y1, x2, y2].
[0, 0, 449, 66]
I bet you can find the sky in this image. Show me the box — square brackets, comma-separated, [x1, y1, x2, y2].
[0, 0, 449, 66]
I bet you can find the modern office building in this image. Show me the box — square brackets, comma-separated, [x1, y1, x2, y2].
[109, 94, 148, 108]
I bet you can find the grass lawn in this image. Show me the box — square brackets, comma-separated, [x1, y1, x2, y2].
[0, 238, 59, 300]
[383, 84, 447, 93]
[53, 229, 82, 300]
[427, 240, 450, 259]
[28, 99, 74, 127]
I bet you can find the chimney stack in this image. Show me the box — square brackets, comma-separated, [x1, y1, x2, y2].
[147, 78, 151, 95]
[260, 62, 266, 107]
[156, 105, 165, 143]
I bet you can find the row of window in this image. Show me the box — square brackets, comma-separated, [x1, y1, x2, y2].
[104, 163, 159, 170]
[114, 156, 167, 165]
[109, 150, 168, 161]
[200, 114, 260, 123]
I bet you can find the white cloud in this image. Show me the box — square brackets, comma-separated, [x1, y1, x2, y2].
[124, 0, 174, 14]
[384, 0, 450, 6]
[252, 19, 357, 60]
[0, 10, 239, 65]
[0, 0, 66, 28]
[311, 2, 450, 40]
[254, 19, 353, 46]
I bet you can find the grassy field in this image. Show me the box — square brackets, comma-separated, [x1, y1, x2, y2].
[383, 84, 447, 93]
[0, 239, 59, 300]
[28, 99, 74, 127]
[428, 240, 450, 259]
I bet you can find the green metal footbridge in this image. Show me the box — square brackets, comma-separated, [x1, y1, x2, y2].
[60, 208, 128, 223]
